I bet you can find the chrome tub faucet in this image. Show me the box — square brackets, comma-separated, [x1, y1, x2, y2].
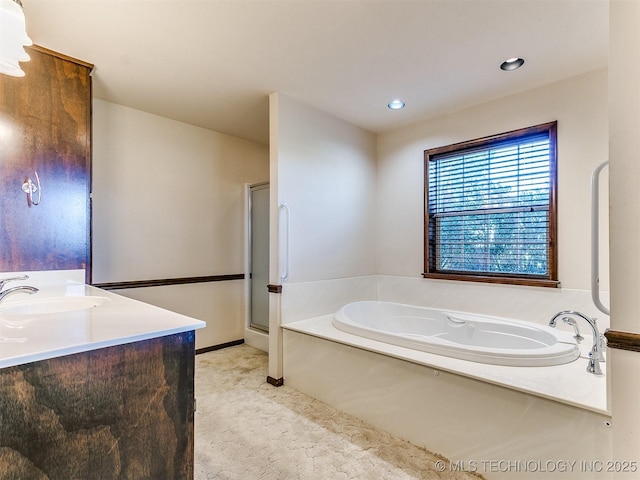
[0, 275, 39, 305]
[561, 317, 584, 343]
[550, 310, 606, 375]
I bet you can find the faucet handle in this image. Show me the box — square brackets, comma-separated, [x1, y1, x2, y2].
[587, 351, 603, 375]
[0, 275, 29, 291]
[597, 333, 607, 362]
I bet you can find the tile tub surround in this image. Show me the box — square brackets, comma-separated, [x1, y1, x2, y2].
[195, 344, 484, 480]
[0, 270, 206, 368]
[284, 315, 608, 414]
[280, 275, 610, 331]
[283, 327, 613, 480]
[281, 275, 377, 325]
[376, 276, 611, 330]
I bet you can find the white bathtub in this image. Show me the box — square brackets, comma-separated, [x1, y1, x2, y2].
[332, 301, 580, 367]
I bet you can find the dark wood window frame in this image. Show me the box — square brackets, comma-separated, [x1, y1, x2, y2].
[423, 121, 560, 288]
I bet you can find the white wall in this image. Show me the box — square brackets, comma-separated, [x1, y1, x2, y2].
[377, 69, 609, 292]
[608, 0, 640, 464]
[278, 72, 609, 321]
[268, 92, 377, 379]
[92, 99, 269, 349]
[609, 2, 640, 337]
[272, 93, 378, 284]
[273, 70, 610, 331]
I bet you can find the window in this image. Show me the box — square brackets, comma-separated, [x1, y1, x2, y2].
[424, 122, 558, 287]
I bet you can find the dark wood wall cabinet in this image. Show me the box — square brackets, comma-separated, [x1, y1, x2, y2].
[0, 332, 196, 479]
[0, 46, 93, 282]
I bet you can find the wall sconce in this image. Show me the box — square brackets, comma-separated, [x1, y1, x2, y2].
[0, 0, 32, 77]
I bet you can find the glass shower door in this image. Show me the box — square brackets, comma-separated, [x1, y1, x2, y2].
[249, 183, 270, 332]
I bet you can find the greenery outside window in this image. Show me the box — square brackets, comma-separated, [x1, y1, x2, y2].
[424, 122, 559, 287]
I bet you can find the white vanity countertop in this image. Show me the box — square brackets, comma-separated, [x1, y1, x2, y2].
[0, 270, 206, 369]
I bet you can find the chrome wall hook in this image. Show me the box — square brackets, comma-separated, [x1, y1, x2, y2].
[22, 171, 41, 206]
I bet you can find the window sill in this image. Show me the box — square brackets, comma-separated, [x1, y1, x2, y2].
[422, 272, 561, 288]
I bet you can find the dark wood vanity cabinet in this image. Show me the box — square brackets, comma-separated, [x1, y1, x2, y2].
[0, 46, 92, 281]
[0, 332, 196, 479]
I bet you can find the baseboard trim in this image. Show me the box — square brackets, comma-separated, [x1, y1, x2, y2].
[266, 376, 284, 387]
[196, 339, 244, 355]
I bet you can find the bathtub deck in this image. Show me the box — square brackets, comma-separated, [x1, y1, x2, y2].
[282, 314, 609, 415]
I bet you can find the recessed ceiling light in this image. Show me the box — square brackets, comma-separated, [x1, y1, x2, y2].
[500, 57, 525, 71]
[387, 99, 405, 110]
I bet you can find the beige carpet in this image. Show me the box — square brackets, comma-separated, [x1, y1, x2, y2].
[194, 344, 483, 480]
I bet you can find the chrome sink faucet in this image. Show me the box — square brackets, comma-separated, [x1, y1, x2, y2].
[549, 310, 606, 375]
[0, 275, 39, 305]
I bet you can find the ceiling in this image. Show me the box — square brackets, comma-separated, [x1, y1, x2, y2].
[24, 0, 608, 145]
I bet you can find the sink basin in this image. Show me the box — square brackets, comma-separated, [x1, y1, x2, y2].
[0, 296, 110, 316]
